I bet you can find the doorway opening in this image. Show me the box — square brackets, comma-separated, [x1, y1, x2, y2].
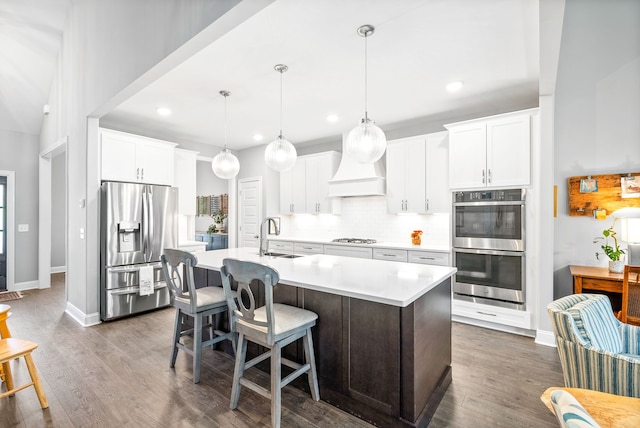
[0, 176, 6, 290]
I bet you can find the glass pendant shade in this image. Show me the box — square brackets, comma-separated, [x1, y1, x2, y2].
[346, 117, 387, 163]
[212, 148, 240, 179]
[264, 135, 297, 172]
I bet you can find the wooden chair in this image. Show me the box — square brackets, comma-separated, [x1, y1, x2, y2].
[0, 338, 49, 409]
[220, 258, 320, 428]
[621, 265, 640, 325]
[161, 248, 235, 384]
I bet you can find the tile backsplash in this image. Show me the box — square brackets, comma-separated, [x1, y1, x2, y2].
[279, 196, 450, 247]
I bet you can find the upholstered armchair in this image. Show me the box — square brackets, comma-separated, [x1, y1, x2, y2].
[547, 294, 640, 398]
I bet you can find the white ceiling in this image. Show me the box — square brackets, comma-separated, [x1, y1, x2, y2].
[101, 0, 540, 151]
[2, 0, 540, 149]
[0, 0, 70, 136]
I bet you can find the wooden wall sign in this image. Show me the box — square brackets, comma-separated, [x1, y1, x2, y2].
[568, 172, 640, 217]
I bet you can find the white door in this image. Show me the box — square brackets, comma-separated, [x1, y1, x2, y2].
[238, 177, 262, 248]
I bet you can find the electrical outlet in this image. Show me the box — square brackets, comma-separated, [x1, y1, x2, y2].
[18, 224, 29, 232]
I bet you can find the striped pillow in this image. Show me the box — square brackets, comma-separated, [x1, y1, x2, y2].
[550, 390, 601, 428]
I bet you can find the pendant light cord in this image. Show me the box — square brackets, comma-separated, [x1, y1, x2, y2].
[279, 68, 284, 138]
[223, 93, 228, 151]
[364, 32, 368, 122]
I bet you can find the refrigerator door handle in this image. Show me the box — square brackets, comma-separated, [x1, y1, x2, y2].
[110, 282, 168, 296]
[142, 186, 149, 262]
[146, 186, 154, 261]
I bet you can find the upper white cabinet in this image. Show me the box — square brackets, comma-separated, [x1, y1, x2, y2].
[280, 151, 341, 215]
[386, 131, 449, 214]
[446, 109, 536, 190]
[100, 128, 176, 186]
[173, 148, 198, 215]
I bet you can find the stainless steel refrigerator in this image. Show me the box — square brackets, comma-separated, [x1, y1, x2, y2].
[100, 181, 178, 321]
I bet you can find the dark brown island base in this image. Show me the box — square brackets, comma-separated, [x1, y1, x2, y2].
[196, 248, 455, 427]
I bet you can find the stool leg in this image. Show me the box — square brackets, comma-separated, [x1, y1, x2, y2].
[170, 310, 182, 368]
[1, 361, 13, 394]
[24, 354, 48, 409]
[230, 333, 247, 409]
[271, 343, 282, 428]
[303, 328, 320, 401]
[193, 313, 203, 384]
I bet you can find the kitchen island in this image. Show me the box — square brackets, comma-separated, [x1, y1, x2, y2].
[196, 248, 456, 427]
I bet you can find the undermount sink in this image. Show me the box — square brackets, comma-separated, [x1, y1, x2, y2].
[261, 252, 303, 258]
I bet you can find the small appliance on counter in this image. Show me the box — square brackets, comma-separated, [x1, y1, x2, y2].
[100, 181, 178, 321]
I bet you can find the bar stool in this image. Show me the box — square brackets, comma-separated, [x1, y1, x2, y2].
[0, 304, 11, 383]
[161, 248, 235, 384]
[0, 338, 49, 409]
[220, 258, 320, 428]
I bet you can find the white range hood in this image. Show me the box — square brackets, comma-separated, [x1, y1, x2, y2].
[327, 136, 386, 197]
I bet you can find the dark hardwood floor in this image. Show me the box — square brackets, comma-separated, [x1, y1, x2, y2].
[1, 273, 563, 427]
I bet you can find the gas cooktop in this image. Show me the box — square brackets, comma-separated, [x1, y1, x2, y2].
[331, 238, 377, 244]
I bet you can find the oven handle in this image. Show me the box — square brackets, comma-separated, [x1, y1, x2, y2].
[453, 248, 525, 257]
[453, 200, 525, 207]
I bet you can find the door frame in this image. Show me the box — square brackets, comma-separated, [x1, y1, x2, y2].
[237, 176, 262, 248]
[38, 136, 68, 292]
[0, 171, 15, 291]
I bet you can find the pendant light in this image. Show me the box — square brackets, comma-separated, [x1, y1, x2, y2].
[211, 90, 240, 179]
[345, 24, 387, 163]
[264, 64, 297, 172]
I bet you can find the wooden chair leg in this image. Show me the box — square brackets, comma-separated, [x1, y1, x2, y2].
[230, 334, 247, 409]
[170, 310, 182, 368]
[1, 360, 13, 393]
[193, 313, 203, 384]
[303, 329, 320, 401]
[24, 353, 48, 409]
[271, 344, 282, 428]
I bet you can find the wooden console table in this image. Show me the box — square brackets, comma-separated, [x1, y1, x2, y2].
[569, 265, 624, 312]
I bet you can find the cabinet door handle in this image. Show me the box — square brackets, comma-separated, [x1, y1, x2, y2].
[137, 168, 140, 180]
[477, 311, 497, 317]
[418, 257, 436, 260]
[487, 169, 492, 184]
[482, 169, 485, 184]
[141, 167, 144, 180]
[426, 198, 430, 211]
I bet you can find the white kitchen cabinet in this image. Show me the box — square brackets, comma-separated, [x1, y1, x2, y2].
[173, 148, 198, 215]
[280, 151, 340, 215]
[323, 245, 373, 259]
[373, 248, 408, 262]
[386, 132, 449, 214]
[293, 242, 324, 255]
[268, 240, 294, 254]
[279, 162, 305, 214]
[446, 109, 536, 190]
[407, 250, 449, 266]
[101, 128, 176, 186]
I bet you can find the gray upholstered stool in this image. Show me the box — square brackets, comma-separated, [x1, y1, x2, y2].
[220, 258, 320, 428]
[161, 248, 235, 383]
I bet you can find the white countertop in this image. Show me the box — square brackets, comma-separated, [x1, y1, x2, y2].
[267, 236, 450, 252]
[195, 247, 456, 307]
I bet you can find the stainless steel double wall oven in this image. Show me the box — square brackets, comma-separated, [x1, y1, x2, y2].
[452, 188, 526, 310]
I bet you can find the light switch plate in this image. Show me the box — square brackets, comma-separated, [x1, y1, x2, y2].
[18, 224, 29, 232]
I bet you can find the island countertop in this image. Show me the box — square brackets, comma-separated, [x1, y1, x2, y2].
[195, 247, 456, 307]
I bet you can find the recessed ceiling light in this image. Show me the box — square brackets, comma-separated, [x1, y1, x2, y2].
[446, 81, 464, 92]
[326, 114, 339, 123]
[253, 134, 263, 141]
[156, 107, 172, 116]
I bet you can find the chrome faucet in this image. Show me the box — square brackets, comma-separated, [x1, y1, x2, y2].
[259, 217, 280, 256]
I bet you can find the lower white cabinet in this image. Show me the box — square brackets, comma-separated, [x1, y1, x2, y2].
[407, 250, 449, 266]
[268, 240, 294, 254]
[373, 248, 408, 262]
[293, 242, 324, 255]
[323, 245, 373, 259]
[452, 299, 532, 330]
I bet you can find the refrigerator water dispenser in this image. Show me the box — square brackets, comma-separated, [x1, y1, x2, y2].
[118, 221, 141, 253]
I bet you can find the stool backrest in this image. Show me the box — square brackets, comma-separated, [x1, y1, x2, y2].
[161, 248, 198, 313]
[220, 258, 281, 344]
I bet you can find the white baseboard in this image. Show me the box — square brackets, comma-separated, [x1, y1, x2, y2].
[535, 329, 556, 347]
[11, 280, 39, 292]
[51, 266, 66, 274]
[452, 315, 536, 337]
[65, 301, 101, 327]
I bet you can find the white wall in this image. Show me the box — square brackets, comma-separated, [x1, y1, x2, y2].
[553, 0, 640, 297]
[0, 130, 39, 285]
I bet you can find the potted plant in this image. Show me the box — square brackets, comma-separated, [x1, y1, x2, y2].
[210, 210, 227, 233]
[593, 217, 626, 273]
